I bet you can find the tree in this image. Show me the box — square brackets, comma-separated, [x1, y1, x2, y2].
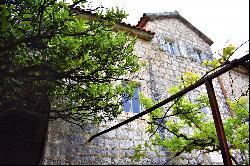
[132, 45, 249, 165]
[0, 0, 141, 127]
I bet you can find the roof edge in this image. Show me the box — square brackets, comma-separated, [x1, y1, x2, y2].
[137, 11, 214, 46]
[71, 7, 155, 41]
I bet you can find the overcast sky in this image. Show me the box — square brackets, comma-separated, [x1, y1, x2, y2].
[88, 0, 249, 59]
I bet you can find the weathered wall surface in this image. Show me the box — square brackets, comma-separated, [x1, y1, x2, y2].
[220, 69, 249, 101]
[42, 17, 248, 165]
[42, 113, 170, 165]
[133, 21, 225, 165]
[140, 17, 229, 118]
[144, 18, 212, 55]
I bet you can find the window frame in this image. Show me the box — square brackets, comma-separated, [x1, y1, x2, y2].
[122, 86, 142, 114]
[167, 42, 176, 55]
[164, 38, 177, 55]
[195, 49, 202, 63]
[191, 48, 203, 63]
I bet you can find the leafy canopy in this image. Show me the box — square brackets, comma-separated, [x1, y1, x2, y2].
[0, 0, 142, 127]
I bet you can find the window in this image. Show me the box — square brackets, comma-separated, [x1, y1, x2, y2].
[164, 37, 177, 55]
[195, 49, 202, 63]
[206, 53, 214, 61]
[122, 86, 141, 113]
[165, 41, 176, 55]
[191, 49, 203, 63]
[178, 41, 188, 57]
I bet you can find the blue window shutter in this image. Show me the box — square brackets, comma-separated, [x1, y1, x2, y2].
[131, 87, 140, 113]
[170, 42, 176, 55]
[168, 43, 173, 54]
[195, 52, 201, 63]
[198, 53, 202, 63]
[207, 53, 214, 61]
[166, 42, 176, 55]
[178, 41, 187, 57]
[122, 94, 130, 112]
[200, 53, 205, 62]
[166, 43, 170, 54]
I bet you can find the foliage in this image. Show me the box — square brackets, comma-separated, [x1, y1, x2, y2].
[0, 0, 142, 127]
[202, 44, 236, 68]
[133, 45, 249, 165]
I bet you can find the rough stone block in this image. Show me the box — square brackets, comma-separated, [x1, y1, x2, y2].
[82, 156, 95, 163]
[101, 157, 112, 164]
[178, 159, 189, 165]
[189, 159, 198, 165]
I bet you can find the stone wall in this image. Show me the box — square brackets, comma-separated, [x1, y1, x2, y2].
[42, 112, 169, 165]
[220, 69, 249, 101]
[42, 16, 248, 165]
[138, 17, 230, 119]
[144, 18, 212, 55]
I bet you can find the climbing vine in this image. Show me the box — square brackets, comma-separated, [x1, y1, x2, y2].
[133, 44, 249, 165]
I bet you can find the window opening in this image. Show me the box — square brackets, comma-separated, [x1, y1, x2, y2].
[192, 49, 203, 63]
[165, 41, 176, 55]
[122, 86, 141, 113]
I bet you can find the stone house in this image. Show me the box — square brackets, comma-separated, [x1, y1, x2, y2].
[0, 9, 248, 165]
[40, 10, 249, 165]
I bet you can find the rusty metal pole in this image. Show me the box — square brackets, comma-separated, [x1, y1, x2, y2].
[205, 80, 232, 165]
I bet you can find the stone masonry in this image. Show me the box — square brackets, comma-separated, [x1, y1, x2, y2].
[42, 11, 249, 165]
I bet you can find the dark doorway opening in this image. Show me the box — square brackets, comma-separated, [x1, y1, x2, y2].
[0, 111, 48, 165]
